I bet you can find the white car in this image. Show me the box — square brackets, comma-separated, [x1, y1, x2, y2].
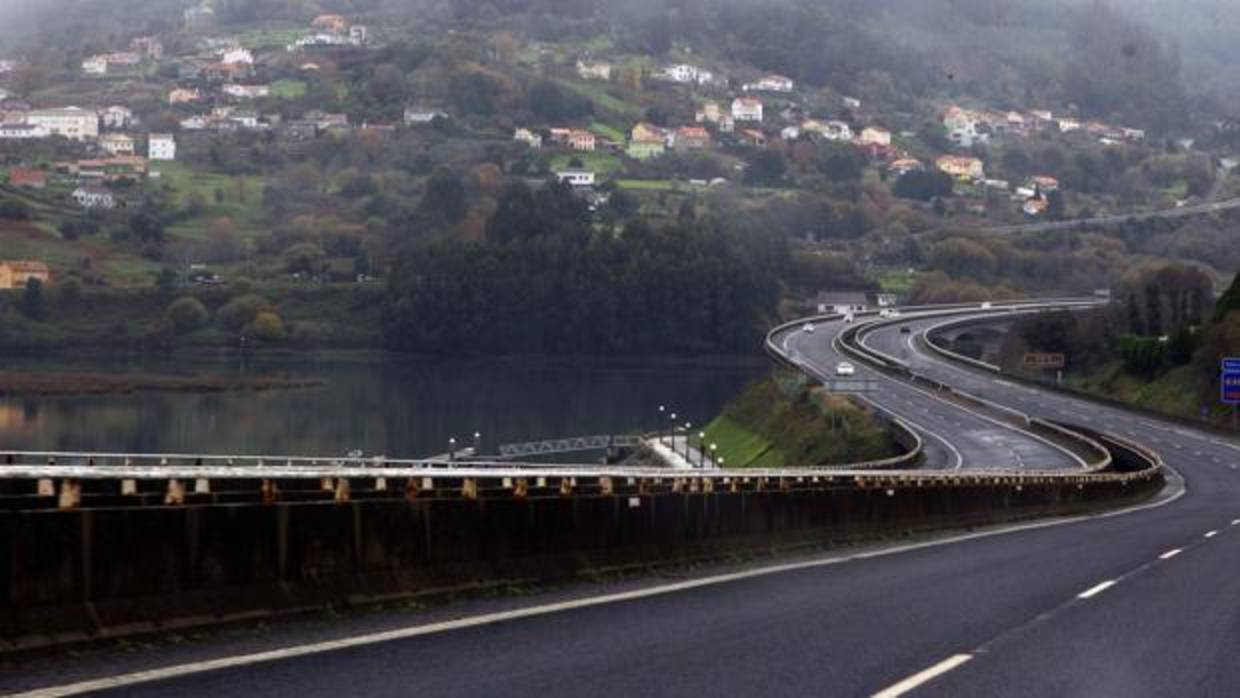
[836, 361, 856, 377]
[802, 323, 815, 334]
[981, 302, 993, 310]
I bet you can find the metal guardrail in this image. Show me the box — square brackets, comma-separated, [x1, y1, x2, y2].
[497, 435, 643, 459]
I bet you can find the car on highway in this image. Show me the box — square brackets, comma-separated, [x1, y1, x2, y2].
[802, 323, 815, 334]
[981, 302, 993, 310]
[835, 361, 856, 376]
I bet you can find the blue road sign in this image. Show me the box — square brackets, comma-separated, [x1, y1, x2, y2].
[1222, 371, 1240, 405]
[1224, 358, 1240, 373]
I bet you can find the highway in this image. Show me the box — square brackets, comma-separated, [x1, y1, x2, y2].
[980, 195, 1240, 235]
[8, 305, 1240, 697]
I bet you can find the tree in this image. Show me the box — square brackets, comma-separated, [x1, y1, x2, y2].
[1046, 189, 1066, 220]
[893, 170, 953, 201]
[156, 268, 179, 295]
[0, 199, 32, 220]
[744, 150, 787, 187]
[251, 311, 287, 342]
[167, 297, 209, 334]
[20, 277, 45, 320]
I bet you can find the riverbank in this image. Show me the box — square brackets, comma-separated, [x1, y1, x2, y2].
[0, 371, 325, 396]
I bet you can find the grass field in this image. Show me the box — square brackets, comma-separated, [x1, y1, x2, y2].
[589, 122, 625, 143]
[701, 414, 786, 468]
[557, 80, 641, 118]
[271, 80, 308, 99]
[157, 162, 269, 238]
[549, 151, 624, 175]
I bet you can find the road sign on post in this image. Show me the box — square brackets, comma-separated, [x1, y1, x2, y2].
[1023, 353, 1066, 370]
[1221, 364, 1240, 405]
[1223, 358, 1240, 373]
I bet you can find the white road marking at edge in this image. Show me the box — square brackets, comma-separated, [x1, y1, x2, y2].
[13, 471, 1187, 698]
[1205, 530, 1219, 539]
[1232, 519, 1240, 526]
[1077, 580, 1117, 599]
[871, 654, 974, 698]
[1159, 548, 1182, 560]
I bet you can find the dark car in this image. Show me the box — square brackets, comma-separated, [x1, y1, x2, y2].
[900, 326, 912, 334]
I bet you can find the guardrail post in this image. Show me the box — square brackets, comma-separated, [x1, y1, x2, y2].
[513, 478, 528, 498]
[58, 479, 81, 510]
[334, 478, 351, 503]
[165, 479, 185, 506]
[261, 479, 278, 504]
[462, 478, 478, 500]
[559, 478, 574, 497]
[194, 478, 210, 494]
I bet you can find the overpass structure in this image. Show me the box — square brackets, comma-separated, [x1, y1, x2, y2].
[7, 300, 1240, 697]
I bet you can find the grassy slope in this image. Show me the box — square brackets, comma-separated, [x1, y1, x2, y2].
[1066, 361, 1206, 420]
[701, 376, 899, 468]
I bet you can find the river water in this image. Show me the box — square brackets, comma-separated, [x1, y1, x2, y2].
[0, 356, 764, 459]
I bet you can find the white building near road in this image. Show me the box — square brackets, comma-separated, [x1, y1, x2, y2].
[731, 97, 763, 123]
[555, 169, 595, 187]
[26, 107, 99, 141]
[148, 134, 176, 160]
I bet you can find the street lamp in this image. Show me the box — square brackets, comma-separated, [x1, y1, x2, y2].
[473, 432, 481, 458]
[448, 437, 456, 463]
[698, 432, 706, 468]
[710, 443, 718, 469]
[683, 422, 692, 457]
[668, 412, 677, 446]
[656, 405, 666, 440]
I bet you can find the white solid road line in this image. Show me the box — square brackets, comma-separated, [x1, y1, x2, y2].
[1205, 530, 1219, 539]
[14, 476, 1187, 698]
[1077, 580, 1117, 599]
[1159, 548, 1183, 560]
[871, 654, 974, 698]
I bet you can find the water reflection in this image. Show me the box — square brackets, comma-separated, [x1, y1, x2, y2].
[0, 356, 763, 459]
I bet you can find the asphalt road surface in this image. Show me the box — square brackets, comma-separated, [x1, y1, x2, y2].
[9, 307, 1240, 698]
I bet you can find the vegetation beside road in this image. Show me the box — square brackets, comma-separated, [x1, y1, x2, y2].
[701, 374, 900, 468]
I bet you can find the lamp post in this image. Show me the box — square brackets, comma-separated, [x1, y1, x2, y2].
[698, 432, 706, 468]
[473, 432, 481, 459]
[683, 422, 692, 458]
[668, 412, 677, 446]
[448, 437, 456, 463]
[710, 443, 718, 469]
[656, 405, 665, 438]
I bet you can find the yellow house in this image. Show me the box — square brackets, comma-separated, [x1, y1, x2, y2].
[0, 261, 51, 290]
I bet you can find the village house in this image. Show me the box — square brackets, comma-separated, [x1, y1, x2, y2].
[842, 96, 862, 110]
[695, 101, 722, 124]
[742, 74, 795, 93]
[936, 154, 985, 180]
[888, 158, 924, 176]
[674, 126, 710, 151]
[72, 185, 116, 209]
[567, 129, 596, 151]
[822, 120, 854, 141]
[661, 64, 713, 85]
[105, 52, 142, 67]
[627, 123, 667, 160]
[98, 133, 135, 156]
[312, 14, 349, 34]
[1023, 198, 1048, 217]
[0, 261, 50, 290]
[82, 56, 108, 75]
[349, 26, 368, 45]
[305, 111, 349, 131]
[1122, 127, 1146, 142]
[403, 107, 447, 125]
[169, 88, 203, 105]
[859, 126, 891, 146]
[223, 84, 271, 99]
[130, 36, 164, 60]
[513, 128, 542, 149]
[1057, 117, 1081, 133]
[1027, 175, 1060, 193]
[219, 48, 255, 66]
[1030, 110, 1054, 127]
[739, 129, 767, 147]
[555, 169, 596, 188]
[0, 123, 48, 139]
[7, 168, 48, 189]
[732, 97, 763, 123]
[179, 115, 209, 130]
[576, 61, 612, 81]
[27, 107, 98, 141]
[780, 126, 800, 141]
[100, 105, 134, 129]
[148, 134, 176, 161]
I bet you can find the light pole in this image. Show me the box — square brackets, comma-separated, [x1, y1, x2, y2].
[683, 422, 692, 458]
[698, 432, 706, 468]
[710, 443, 718, 469]
[473, 431, 481, 458]
[448, 437, 456, 463]
[668, 412, 677, 446]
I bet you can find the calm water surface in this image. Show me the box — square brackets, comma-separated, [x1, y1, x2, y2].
[0, 355, 764, 459]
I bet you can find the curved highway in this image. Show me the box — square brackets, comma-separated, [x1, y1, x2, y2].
[9, 303, 1240, 698]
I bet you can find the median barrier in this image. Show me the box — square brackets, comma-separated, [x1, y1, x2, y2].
[0, 439, 1162, 649]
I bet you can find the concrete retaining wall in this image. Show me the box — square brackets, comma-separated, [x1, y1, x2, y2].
[0, 470, 1161, 649]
